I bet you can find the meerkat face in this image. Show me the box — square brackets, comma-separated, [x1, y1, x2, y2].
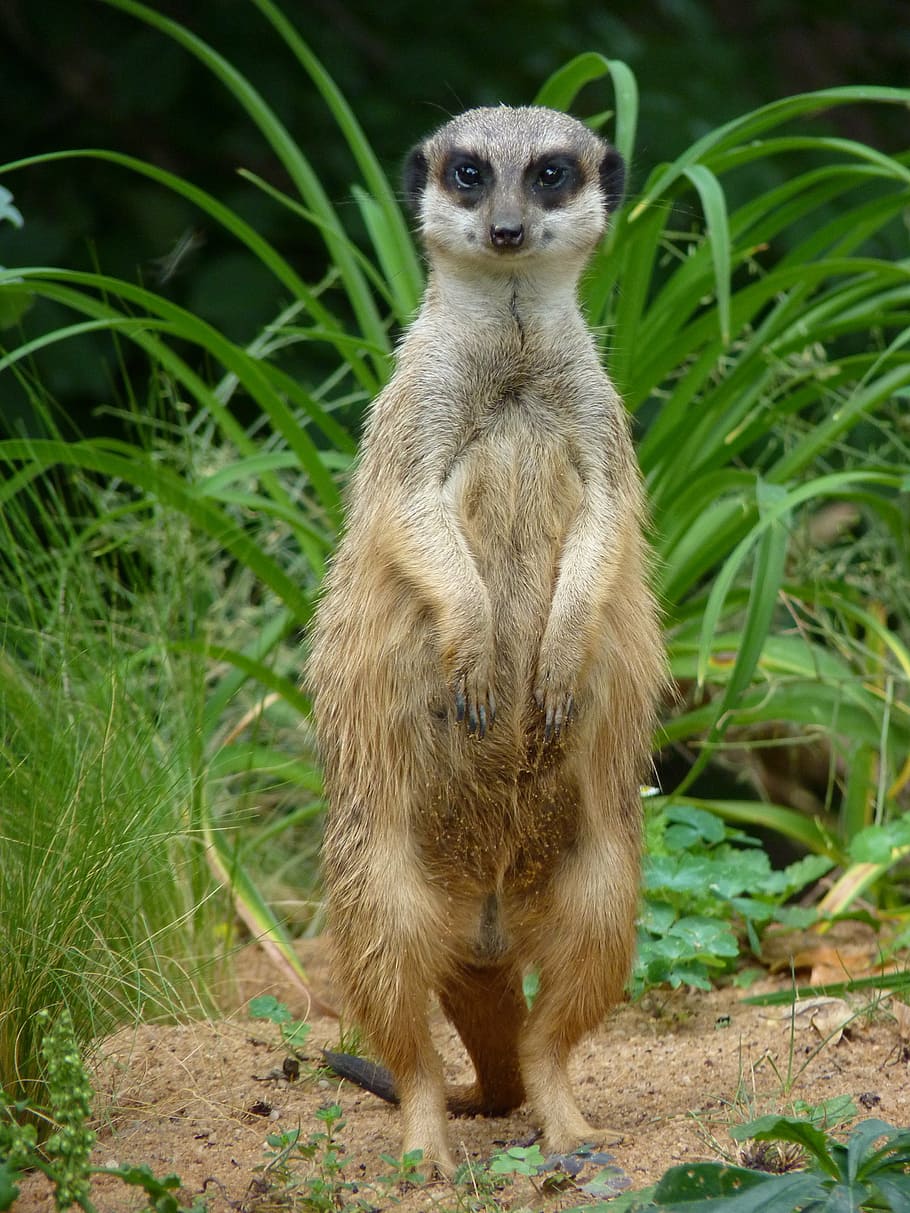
[404, 106, 625, 270]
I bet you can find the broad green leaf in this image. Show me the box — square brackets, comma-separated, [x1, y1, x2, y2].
[849, 819, 910, 864]
[730, 1114, 838, 1176]
[873, 1176, 910, 1213]
[650, 797, 841, 863]
[652, 1161, 821, 1212]
[845, 1120, 910, 1184]
[0, 182, 23, 227]
[249, 994, 292, 1024]
[668, 917, 739, 958]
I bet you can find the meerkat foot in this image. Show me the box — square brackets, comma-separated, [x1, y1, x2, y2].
[542, 1115, 624, 1155]
[403, 1131, 456, 1179]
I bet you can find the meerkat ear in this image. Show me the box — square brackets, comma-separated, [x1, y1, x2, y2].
[599, 147, 626, 213]
[403, 146, 429, 213]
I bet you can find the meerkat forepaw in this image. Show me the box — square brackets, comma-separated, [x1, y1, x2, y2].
[534, 629, 582, 740]
[534, 676, 575, 741]
[453, 670, 496, 738]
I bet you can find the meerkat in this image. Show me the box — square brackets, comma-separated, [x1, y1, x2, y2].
[307, 104, 666, 1175]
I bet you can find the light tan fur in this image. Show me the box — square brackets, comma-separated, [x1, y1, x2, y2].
[307, 105, 667, 1174]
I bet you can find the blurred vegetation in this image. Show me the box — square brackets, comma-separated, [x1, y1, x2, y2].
[2, 0, 909, 432]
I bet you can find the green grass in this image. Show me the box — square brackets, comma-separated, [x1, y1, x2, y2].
[0, 461, 235, 1112]
[1, 0, 909, 1123]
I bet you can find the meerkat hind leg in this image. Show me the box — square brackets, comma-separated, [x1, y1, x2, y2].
[333, 880, 457, 1174]
[438, 958, 527, 1116]
[339, 966, 455, 1172]
[518, 852, 636, 1152]
[519, 973, 625, 1152]
[395, 1045, 455, 1176]
[360, 977, 457, 1175]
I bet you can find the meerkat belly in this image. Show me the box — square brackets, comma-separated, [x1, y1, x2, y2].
[411, 418, 584, 886]
[450, 416, 583, 647]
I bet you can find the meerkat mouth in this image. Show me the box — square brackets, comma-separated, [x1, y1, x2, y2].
[486, 241, 532, 259]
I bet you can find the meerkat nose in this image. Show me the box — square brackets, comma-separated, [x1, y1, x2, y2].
[490, 222, 524, 249]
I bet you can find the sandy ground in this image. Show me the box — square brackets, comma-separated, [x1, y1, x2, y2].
[12, 936, 910, 1211]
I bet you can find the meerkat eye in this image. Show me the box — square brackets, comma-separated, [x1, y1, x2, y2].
[453, 162, 484, 190]
[537, 164, 568, 189]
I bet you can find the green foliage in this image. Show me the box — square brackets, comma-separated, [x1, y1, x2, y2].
[40, 1012, 96, 1210]
[0, 453, 234, 1114]
[375, 1149, 428, 1188]
[487, 1144, 547, 1178]
[649, 1116, 910, 1212]
[0, 1010, 203, 1213]
[99, 1166, 206, 1213]
[249, 994, 312, 1052]
[258, 1103, 382, 1211]
[634, 803, 832, 994]
[0, 184, 23, 231]
[254, 1106, 632, 1209]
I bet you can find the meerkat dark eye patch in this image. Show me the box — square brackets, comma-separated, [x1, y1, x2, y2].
[526, 152, 581, 208]
[441, 150, 492, 206]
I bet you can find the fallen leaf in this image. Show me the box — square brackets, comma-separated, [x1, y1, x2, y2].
[761, 997, 853, 1044]
[762, 921, 879, 975]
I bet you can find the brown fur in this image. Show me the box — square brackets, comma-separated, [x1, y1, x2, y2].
[307, 105, 667, 1174]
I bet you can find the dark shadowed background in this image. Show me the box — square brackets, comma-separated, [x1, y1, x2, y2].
[1, 0, 908, 432]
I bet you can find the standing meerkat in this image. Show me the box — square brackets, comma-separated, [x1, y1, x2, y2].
[307, 104, 666, 1175]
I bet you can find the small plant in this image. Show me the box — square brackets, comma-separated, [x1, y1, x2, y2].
[634, 802, 832, 994]
[697, 1083, 860, 1178]
[249, 994, 312, 1054]
[258, 1104, 375, 1212]
[487, 1143, 547, 1179]
[0, 1009, 203, 1213]
[479, 1142, 631, 1205]
[650, 1115, 910, 1211]
[375, 1148, 427, 1188]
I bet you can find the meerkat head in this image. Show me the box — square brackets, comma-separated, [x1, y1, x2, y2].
[404, 106, 624, 272]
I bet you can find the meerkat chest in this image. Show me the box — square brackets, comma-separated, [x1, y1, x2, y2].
[444, 387, 586, 567]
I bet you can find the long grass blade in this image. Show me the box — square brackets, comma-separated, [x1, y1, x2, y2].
[248, 0, 423, 313]
[533, 53, 638, 164]
[681, 164, 731, 344]
[0, 437, 313, 621]
[98, 0, 389, 373]
[629, 85, 910, 221]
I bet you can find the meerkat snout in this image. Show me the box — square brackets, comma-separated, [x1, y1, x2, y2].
[490, 221, 524, 249]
